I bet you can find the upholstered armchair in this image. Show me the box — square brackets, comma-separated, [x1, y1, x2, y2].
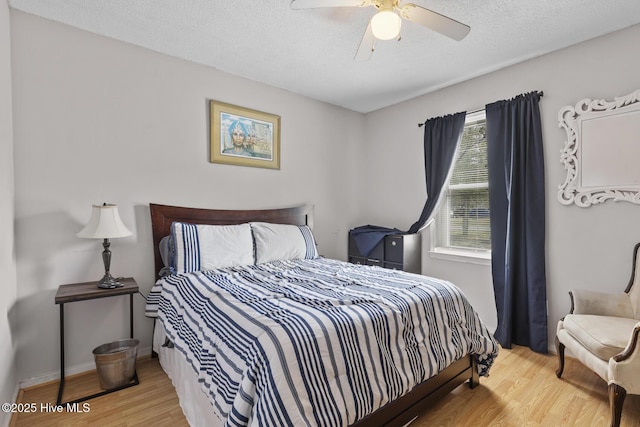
[556, 242, 640, 427]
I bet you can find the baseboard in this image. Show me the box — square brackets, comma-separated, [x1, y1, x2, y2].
[17, 345, 152, 390]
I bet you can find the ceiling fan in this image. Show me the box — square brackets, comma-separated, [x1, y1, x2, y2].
[290, 0, 470, 60]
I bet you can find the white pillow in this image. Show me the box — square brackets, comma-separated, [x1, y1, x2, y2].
[170, 222, 254, 273]
[251, 222, 319, 264]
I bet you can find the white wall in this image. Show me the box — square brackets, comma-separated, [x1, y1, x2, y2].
[10, 11, 366, 382]
[0, 0, 18, 425]
[364, 24, 640, 347]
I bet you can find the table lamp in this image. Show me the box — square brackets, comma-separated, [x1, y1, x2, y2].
[77, 203, 132, 288]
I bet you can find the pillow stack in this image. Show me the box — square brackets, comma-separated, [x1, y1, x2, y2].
[163, 221, 319, 275]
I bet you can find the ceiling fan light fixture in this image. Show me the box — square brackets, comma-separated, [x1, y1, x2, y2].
[371, 10, 401, 40]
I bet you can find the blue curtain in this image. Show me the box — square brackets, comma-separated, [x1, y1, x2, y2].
[408, 112, 466, 234]
[486, 91, 547, 353]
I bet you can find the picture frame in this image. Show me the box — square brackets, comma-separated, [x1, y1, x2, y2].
[558, 89, 640, 207]
[210, 100, 280, 169]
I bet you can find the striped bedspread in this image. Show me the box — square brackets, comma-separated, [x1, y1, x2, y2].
[145, 258, 498, 426]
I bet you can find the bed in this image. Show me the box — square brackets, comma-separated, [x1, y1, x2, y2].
[145, 203, 498, 426]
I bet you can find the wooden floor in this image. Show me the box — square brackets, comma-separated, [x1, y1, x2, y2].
[412, 346, 640, 427]
[10, 356, 189, 427]
[10, 346, 640, 426]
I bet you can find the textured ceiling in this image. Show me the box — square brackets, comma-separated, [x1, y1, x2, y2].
[8, 0, 640, 113]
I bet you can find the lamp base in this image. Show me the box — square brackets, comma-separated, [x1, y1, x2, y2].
[97, 273, 123, 289]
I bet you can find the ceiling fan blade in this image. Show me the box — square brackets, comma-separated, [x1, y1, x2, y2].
[291, 0, 374, 9]
[400, 3, 470, 41]
[354, 20, 376, 61]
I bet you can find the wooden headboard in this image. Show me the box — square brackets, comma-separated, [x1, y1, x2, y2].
[149, 203, 314, 280]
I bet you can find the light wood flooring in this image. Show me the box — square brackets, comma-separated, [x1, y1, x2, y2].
[10, 346, 640, 426]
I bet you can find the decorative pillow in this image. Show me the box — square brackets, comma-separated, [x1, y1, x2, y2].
[158, 235, 174, 276]
[251, 222, 319, 264]
[170, 222, 254, 273]
[159, 235, 172, 267]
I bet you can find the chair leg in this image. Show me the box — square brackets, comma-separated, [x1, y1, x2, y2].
[608, 383, 626, 427]
[555, 336, 565, 378]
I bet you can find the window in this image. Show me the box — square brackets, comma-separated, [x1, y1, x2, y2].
[433, 111, 490, 256]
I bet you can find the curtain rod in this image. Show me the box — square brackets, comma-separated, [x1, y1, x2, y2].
[418, 90, 544, 127]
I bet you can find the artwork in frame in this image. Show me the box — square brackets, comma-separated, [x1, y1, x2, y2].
[210, 100, 280, 169]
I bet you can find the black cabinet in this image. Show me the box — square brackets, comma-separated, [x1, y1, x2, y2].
[348, 232, 421, 274]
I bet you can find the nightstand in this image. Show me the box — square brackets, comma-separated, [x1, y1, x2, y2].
[348, 232, 421, 274]
[54, 277, 139, 405]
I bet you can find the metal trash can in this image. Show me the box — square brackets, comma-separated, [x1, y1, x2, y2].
[92, 339, 139, 390]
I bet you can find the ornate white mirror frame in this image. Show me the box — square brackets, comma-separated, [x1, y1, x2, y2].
[558, 89, 640, 207]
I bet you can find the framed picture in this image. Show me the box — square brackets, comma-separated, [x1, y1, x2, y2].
[210, 100, 280, 169]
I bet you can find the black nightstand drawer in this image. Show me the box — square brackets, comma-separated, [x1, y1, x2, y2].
[383, 261, 403, 271]
[349, 256, 366, 265]
[365, 258, 383, 267]
[384, 235, 405, 263]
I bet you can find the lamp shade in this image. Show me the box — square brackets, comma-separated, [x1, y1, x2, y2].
[77, 204, 132, 239]
[371, 10, 401, 40]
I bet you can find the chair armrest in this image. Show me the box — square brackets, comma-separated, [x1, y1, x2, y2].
[570, 289, 635, 318]
[609, 322, 640, 394]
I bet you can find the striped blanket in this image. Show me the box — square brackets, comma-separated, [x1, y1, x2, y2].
[145, 258, 498, 426]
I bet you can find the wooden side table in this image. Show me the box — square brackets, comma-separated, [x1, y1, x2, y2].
[54, 277, 139, 405]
